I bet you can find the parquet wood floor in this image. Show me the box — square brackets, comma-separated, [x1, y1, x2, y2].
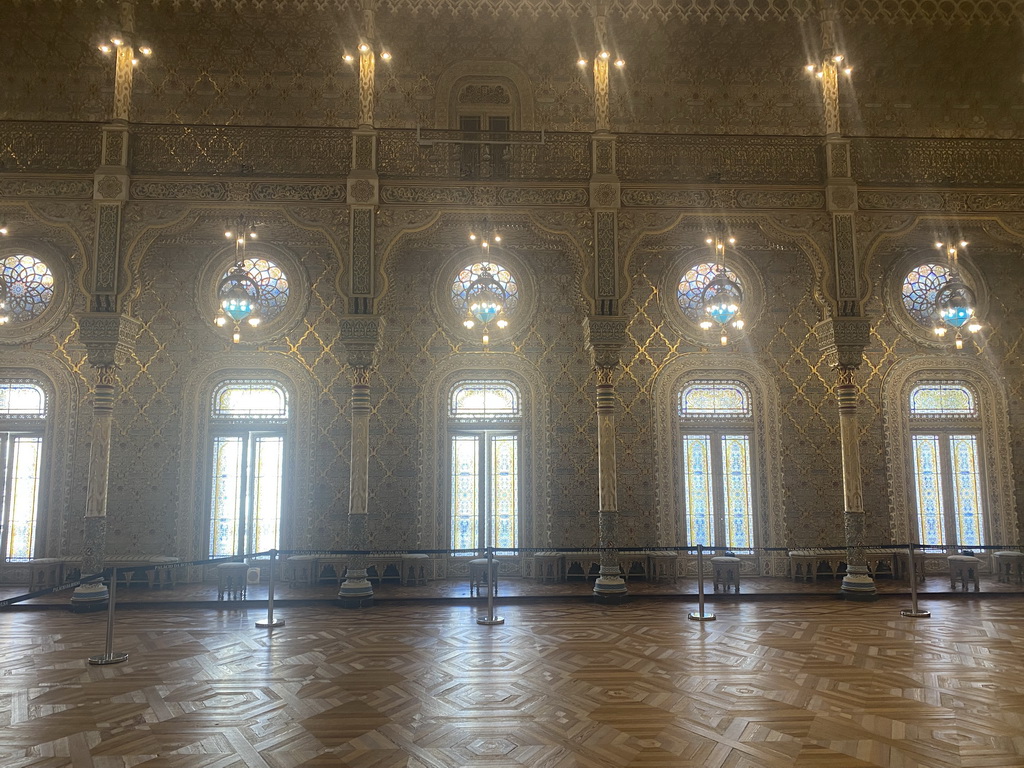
[2, 598, 1023, 767]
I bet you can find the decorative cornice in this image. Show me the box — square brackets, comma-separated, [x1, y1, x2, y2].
[859, 190, 1024, 213]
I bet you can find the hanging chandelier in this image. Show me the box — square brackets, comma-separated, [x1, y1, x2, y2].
[698, 236, 744, 346]
[462, 227, 509, 347]
[215, 220, 261, 344]
[932, 240, 982, 350]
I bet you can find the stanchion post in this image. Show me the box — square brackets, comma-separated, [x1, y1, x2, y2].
[901, 543, 930, 618]
[476, 547, 504, 626]
[256, 549, 285, 629]
[88, 567, 128, 665]
[688, 544, 716, 621]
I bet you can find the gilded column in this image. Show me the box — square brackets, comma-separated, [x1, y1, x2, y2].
[338, 316, 383, 608]
[816, 317, 875, 599]
[587, 316, 628, 603]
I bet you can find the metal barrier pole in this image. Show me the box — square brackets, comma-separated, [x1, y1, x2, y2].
[477, 547, 504, 625]
[688, 544, 716, 621]
[88, 568, 128, 665]
[256, 550, 285, 628]
[901, 544, 930, 618]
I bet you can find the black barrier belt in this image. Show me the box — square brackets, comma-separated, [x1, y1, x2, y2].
[0, 571, 107, 609]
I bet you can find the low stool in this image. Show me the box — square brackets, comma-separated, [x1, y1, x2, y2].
[947, 555, 981, 592]
[217, 562, 250, 600]
[469, 558, 500, 597]
[711, 556, 741, 593]
[993, 551, 1024, 585]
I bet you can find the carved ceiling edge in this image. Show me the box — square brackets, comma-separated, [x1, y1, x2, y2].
[0, 176, 94, 201]
[621, 187, 826, 211]
[379, 183, 589, 207]
[129, 179, 347, 204]
[858, 190, 1024, 215]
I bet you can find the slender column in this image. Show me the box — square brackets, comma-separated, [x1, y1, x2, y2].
[111, 1, 136, 122]
[72, 314, 141, 610]
[593, 366, 626, 600]
[586, 316, 628, 602]
[338, 367, 375, 606]
[338, 316, 383, 608]
[816, 316, 875, 599]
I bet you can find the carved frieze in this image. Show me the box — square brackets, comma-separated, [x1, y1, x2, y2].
[859, 190, 1024, 213]
[0, 122, 102, 173]
[0, 178, 93, 199]
[622, 188, 825, 209]
[379, 184, 587, 206]
[851, 138, 1024, 187]
[129, 180, 347, 202]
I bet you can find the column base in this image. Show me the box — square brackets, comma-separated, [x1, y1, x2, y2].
[593, 575, 627, 604]
[70, 582, 109, 613]
[840, 567, 878, 601]
[337, 576, 374, 609]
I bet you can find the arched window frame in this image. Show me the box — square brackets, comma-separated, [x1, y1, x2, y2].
[882, 358, 1016, 548]
[0, 378, 48, 561]
[448, 379, 522, 553]
[205, 377, 292, 559]
[654, 356, 786, 576]
[419, 356, 543, 565]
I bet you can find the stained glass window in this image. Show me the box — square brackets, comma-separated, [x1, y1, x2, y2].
[208, 379, 288, 558]
[678, 263, 741, 321]
[902, 263, 949, 325]
[213, 380, 288, 419]
[909, 381, 985, 547]
[910, 382, 976, 417]
[450, 262, 519, 315]
[450, 380, 520, 551]
[450, 381, 520, 419]
[220, 257, 289, 322]
[1, 254, 54, 322]
[1, 379, 46, 561]
[679, 381, 750, 417]
[680, 381, 754, 549]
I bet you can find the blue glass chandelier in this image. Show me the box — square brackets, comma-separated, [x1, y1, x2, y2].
[699, 235, 744, 346]
[215, 220, 261, 343]
[933, 240, 981, 350]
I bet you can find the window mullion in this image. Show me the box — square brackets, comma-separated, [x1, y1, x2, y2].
[710, 431, 726, 549]
[239, 433, 252, 556]
[938, 434, 958, 549]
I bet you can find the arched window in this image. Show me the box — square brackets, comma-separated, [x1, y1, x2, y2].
[902, 263, 951, 326]
[678, 380, 755, 549]
[1, 254, 54, 322]
[909, 381, 985, 547]
[449, 380, 520, 552]
[677, 263, 742, 322]
[1, 380, 47, 560]
[208, 379, 289, 558]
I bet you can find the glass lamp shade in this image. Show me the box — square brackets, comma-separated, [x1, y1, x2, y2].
[935, 280, 976, 330]
[218, 267, 261, 324]
[470, 297, 501, 324]
[465, 268, 507, 328]
[702, 272, 743, 327]
[0, 281, 8, 325]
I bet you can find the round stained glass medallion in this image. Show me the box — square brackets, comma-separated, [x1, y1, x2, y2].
[902, 263, 951, 326]
[678, 262, 741, 322]
[1, 254, 54, 322]
[451, 262, 518, 314]
[219, 257, 289, 322]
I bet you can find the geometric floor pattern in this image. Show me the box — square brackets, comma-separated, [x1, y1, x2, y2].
[2, 598, 1024, 767]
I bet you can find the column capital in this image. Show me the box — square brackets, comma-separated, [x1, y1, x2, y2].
[815, 315, 871, 371]
[77, 312, 142, 370]
[341, 314, 384, 369]
[585, 315, 628, 370]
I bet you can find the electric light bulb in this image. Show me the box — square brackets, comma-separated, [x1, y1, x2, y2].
[139, 46, 152, 56]
[131, 58, 139, 66]
[232, 331, 241, 343]
[464, 319, 475, 329]
[111, 37, 123, 46]
[343, 54, 354, 62]
[805, 64, 815, 72]
[216, 316, 226, 327]
[99, 44, 111, 53]
[494, 235, 501, 242]
[934, 327, 947, 337]
[733, 320, 744, 329]
[469, 233, 477, 241]
[721, 335, 728, 346]
[577, 58, 588, 67]
[700, 321, 713, 330]
[955, 338, 964, 350]
[833, 54, 844, 63]
[0, 226, 7, 235]
[497, 319, 508, 329]
[968, 322, 982, 333]
[614, 59, 625, 68]
[482, 334, 489, 344]
[380, 51, 392, 60]
[815, 71, 824, 79]
[843, 67, 852, 75]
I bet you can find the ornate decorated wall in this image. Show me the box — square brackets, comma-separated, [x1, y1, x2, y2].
[0, 0, 1023, 577]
